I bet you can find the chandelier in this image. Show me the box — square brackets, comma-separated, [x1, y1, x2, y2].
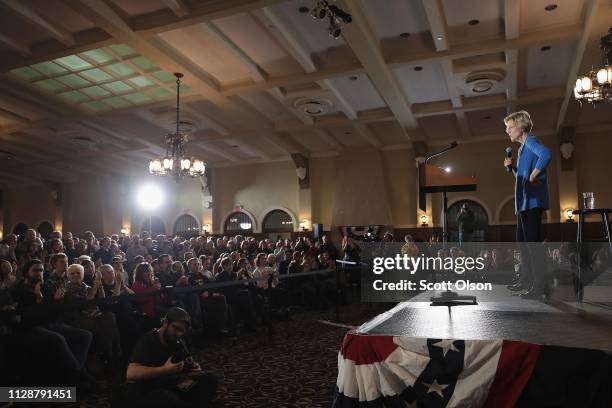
[148, 73, 206, 180]
[574, 25, 612, 105]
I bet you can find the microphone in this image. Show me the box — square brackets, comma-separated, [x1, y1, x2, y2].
[505, 147, 513, 172]
[425, 141, 458, 163]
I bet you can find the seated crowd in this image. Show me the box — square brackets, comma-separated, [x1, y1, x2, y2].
[0, 228, 344, 404]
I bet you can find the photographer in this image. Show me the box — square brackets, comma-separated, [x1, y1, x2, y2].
[121, 307, 218, 408]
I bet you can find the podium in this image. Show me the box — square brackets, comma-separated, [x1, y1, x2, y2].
[418, 162, 477, 242]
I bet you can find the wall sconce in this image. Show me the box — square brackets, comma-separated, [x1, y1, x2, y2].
[300, 219, 310, 231]
[565, 208, 575, 223]
[420, 214, 429, 226]
[202, 224, 211, 234]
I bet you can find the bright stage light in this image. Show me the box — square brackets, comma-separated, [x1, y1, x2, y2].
[137, 184, 163, 210]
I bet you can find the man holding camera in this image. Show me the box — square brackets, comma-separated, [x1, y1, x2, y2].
[121, 307, 218, 407]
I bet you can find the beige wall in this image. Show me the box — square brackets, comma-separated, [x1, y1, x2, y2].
[575, 131, 612, 209]
[210, 161, 299, 233]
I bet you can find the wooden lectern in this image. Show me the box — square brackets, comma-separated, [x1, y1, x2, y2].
[418, 163, 477, 242]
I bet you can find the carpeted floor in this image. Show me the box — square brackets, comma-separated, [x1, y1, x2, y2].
[12, 302, 392, 408]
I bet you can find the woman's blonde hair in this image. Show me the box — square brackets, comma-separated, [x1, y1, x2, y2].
[504, 110, 532, 133]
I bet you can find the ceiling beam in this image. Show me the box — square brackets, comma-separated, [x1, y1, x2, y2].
[0, 28, 114, 73]
[219, 24, 581, 98]
[353, 123, 382, 148]
[162, 0, 190, 18]
[0, 33, 31, 57]
[256, 7, 357, 120]
[274, 87, 565, 132]
[69, 0, 308, 157]
[387, 24, 582, 67]
[341, 0, 416, 139]
[555, 0, 600, 132]
[0, 0, 75, 46]
[132, 0, 286, 36]
[421, 0, 471, 139]
[504, 0, 520, 113]
[314, 128, 342, 149]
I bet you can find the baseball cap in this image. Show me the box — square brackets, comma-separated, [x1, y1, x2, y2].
[164, 307, 191, 327]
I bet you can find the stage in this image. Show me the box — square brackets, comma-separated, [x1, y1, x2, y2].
[357, 285, 612, 351]
[334, 285, 612, 407]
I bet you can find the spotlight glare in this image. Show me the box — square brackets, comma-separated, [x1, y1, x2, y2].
[445, 167, 452, 173]
[137, 184, 163, 210]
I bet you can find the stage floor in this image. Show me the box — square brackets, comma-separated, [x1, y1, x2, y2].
[357, 285, 612, 351]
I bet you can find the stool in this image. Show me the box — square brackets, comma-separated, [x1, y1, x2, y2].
[571, 209, 612, 301]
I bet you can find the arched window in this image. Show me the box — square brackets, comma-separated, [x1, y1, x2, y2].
[37, 221, 54, 240]
[262, 209, 294, 233]
[224, 211, 254, 234]
[174, 214, 199, 235]
[12, 222, 28, 238]
[447, 200, 489, 242]
[140, 216, 166, 236]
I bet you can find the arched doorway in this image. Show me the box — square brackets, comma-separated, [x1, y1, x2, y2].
[262, 209, 294, 240]
[174, 214, 200, 237]
[447, 199, 489, 242]
[140, 216, 166, 237]
[12, 222, 28, 238]
[37, 221, 54, 240]
[224, 211, 254, 235]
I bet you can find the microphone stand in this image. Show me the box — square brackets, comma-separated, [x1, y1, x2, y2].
[424, 142, 478, 310]
[424, 142, 458, 245]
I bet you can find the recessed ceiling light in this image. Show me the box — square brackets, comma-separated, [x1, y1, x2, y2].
[414, 66, 423, 71]
[540, 45, 551, 51]
[468, 19, 480, 25]
[400, 32, 410, 38]
[298, 6, 309, 13]
[544, 4, 557, 11]
[348, 76, 358, 81]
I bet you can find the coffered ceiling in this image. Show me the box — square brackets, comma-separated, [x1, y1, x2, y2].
[0, 0, 611, 187]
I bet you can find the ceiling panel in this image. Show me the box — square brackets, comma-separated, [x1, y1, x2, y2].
[526, 41, 576, 89]
[157, 26, 252, 84]
[7, 44, 189, 113]
[327, 126, 366, 146]
[443, 0, 503, 43]
[368, 121, 409, 145]
[418, 114, 459, 140]
[211, 13, 304, 77]
[239, 91, 296, 122]
[108, 0, 167, 16]
[289, 130, 333, 151]
[465, 107, 507, 136]
[520, 0, 584, 33]
[361, 0, 430, 39]
[326, 74, 386, 112]
[394, 63, 450, 104]
[516, 101, 561, 131]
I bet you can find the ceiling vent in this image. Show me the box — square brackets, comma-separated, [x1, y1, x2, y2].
[294, 97, 333, 117]
[465, 69, 506, 94]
